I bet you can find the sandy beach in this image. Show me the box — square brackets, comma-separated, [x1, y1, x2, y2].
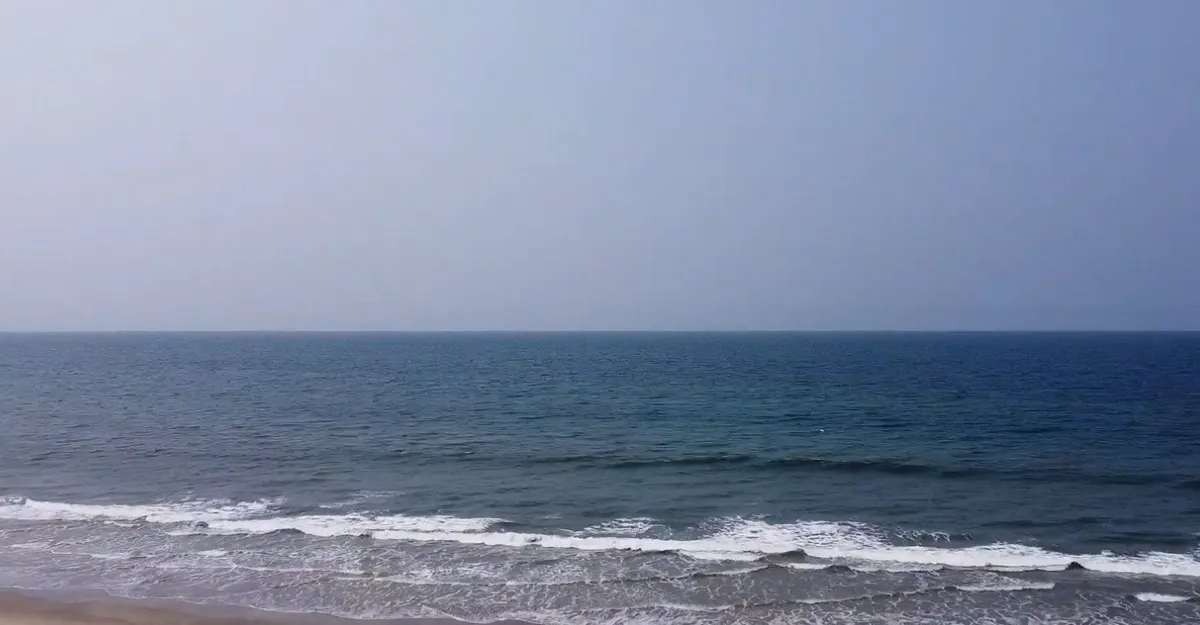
[0, 594, 232, 625]
[0, 593, 286, 625]
[0, 593, 525, 625]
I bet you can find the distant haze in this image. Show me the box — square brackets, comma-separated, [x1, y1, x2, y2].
[2, 1, 1198, 331]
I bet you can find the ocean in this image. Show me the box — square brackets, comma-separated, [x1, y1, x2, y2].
[1, 332, 1197, 624]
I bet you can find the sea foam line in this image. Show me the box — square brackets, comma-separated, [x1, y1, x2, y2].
[0, 496, 276, 524]
[3, 497, 1199, 578]
[1134, 592, 1192, 603]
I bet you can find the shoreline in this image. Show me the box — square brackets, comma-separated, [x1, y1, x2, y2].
[0, 591, 523, 625]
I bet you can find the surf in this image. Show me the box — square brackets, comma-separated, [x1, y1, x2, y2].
[4, 496, 1199, 579]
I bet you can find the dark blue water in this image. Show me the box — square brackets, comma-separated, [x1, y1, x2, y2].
[1, 333, 1198, 624]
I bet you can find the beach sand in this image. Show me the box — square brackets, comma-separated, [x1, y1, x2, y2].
[0, 593, 523, 625]
[0, 592, 282, 625]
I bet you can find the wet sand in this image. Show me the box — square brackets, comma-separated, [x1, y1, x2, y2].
[0, 593, 520, 625]
[0, 592, 262, 625]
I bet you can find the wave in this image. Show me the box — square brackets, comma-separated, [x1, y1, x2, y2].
[574, 455, 1198, 488]
[1008, 425, 1069, 435]
[317, 491, 399, 510]
[1097, 530, 1200, 548]
[952, 580, 1056, 592]
[328, 447, 1200, 491]
[603, 454, 944, 476]
[527, 454, 618, 466]
[182, 512, 501, 536]
[376, 564, 772, 588]
[980, 515, 1114, 529]
[607, 455, 755, 469]
[0, 496, 277, 524]
[3, 497, 1199, 578]
[778, 562, 829, 570]
[762, 457, 941, 476]
[578, 518, 664, 536]
[579, 580, 1058, 614]
[1133, 592, 1193, 603]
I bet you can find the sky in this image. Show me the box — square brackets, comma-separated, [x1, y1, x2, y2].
[2, 1, 1198, 331]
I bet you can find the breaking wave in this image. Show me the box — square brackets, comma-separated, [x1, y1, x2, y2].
[2, 496, 1198, 578]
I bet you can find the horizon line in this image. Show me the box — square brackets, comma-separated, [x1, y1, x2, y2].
[2, 329, 1198, 334]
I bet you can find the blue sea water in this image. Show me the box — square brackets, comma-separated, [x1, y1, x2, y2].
[1, 332, 1198, 624]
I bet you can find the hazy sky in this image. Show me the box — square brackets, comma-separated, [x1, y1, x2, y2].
[2, 1, 1198, 331]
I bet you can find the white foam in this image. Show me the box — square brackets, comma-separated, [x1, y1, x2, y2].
[955, 580, 1055, 592]
[780, 562, 828, 570]
[712, 519, 1200, 578]
[849, 564, 944, 573]
[1134, 592, 1191, 603]
[318, 491, 397, 510]
[579, 518, 661, 537]
[583, 602, 733, 614]
[678, 550, 762, 562]
[85, 553, 131, 561]
[205, 513, 500, 536]
[7, 541, 53, 550]
[0, 497, 276, 524]
[5, 497, 1199, 579]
